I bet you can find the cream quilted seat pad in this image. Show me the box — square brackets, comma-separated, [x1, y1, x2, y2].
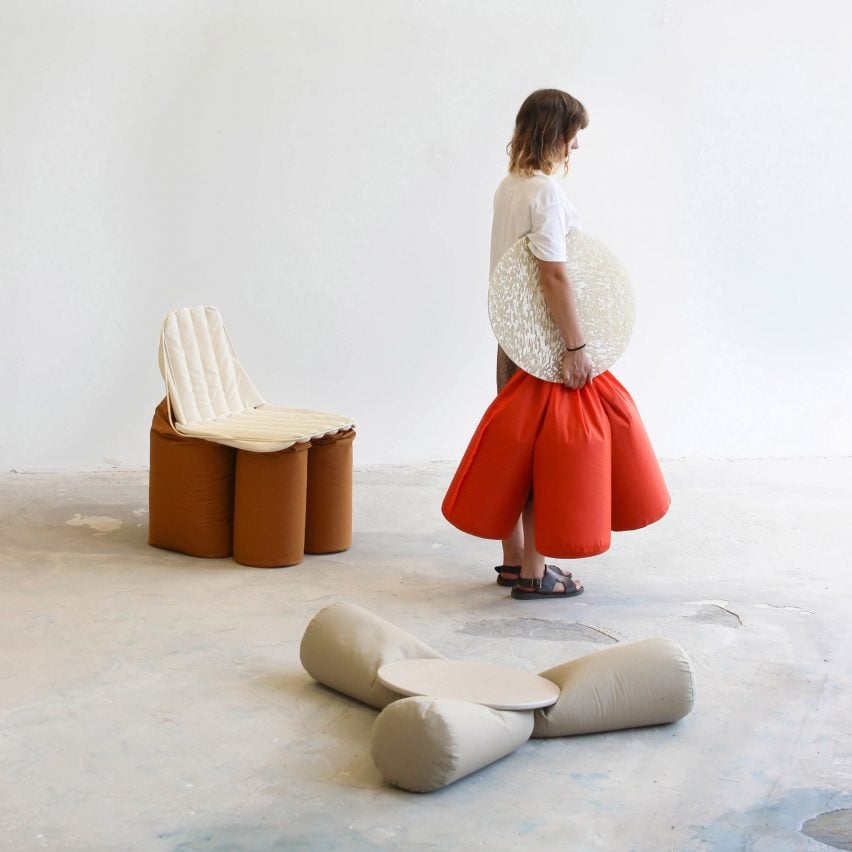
[159, 305, 354, 452]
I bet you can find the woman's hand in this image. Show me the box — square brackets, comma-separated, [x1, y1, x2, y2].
[537, 260, 592, 390]
[562, 348, 593, 390]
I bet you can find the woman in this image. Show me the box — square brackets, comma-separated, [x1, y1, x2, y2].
[442, 89, 670, 600]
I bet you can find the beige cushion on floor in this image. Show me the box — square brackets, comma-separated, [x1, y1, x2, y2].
[299, 603, 444, 710]
[532, 638, 695, 738]
[371, 696, 533, 793]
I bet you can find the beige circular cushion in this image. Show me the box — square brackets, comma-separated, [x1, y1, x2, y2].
[377, 659, 559, 710]
[489, 229, 635, 382]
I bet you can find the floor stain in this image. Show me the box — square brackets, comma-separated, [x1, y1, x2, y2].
[754, 603, 814, 615]
[159, 822, 387, 851]
[801, 808, 852, 850]
[686, 603, 742, 628]
[692, 787, 852, 850]
[457, 618, 618, 644]
[65, 514, 123, 534]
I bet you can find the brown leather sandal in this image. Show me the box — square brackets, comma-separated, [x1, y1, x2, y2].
[511, 570, 584, 599]
[495, 564, 573, 588]
[494, 565, 521, 587]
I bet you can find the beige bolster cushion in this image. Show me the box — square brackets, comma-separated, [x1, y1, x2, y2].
[532, 638, 695, 738]
[299, 603, 444, 710]
[371, 696, 533, 793]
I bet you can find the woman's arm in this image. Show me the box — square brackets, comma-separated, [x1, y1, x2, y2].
[538, 259, 594, 390]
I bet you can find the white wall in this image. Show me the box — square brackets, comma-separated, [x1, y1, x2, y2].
[2, 0, 851, 469]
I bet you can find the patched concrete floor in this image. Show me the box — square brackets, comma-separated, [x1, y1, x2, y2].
[1, 459, 851, 851]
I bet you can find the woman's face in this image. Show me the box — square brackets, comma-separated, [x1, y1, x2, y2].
[565, 132, 580, 162]
[550, 132, 580, 174]
[542, 131, 580, 174]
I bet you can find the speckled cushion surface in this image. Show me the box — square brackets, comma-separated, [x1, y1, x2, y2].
[489, 229, 635, 382]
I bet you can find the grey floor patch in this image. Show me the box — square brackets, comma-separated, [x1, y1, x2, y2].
[692, 788, 852, 850]
[458, 617, 618, 644]
[801, 808, 852, 850]
[160, 822, 386, 851]
[687, 603, 742, 628]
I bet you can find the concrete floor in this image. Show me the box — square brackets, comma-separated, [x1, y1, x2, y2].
[1, 459, 851, 851]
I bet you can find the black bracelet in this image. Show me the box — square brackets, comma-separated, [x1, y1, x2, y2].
[564, 343, 586, 352]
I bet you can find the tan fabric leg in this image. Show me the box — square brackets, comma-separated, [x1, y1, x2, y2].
[300, 603, 443, 709]
[371, 697, 533, 793]
[148, 399, 235, 558]
[304, 429, 355, 554]
[233, 443, 310, 567]
[532, 638, 695, 738]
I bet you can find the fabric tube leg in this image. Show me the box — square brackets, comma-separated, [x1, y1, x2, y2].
[233, 442, 310, 567]
[305, 429, 355, 554]
[371, 697, 533, 793]
[148, 399, 235, 558]
[532, 382, 613, 557]
[300, 603, 443, 709]
[532, 638, 695, 738]
[597, 373, 671, 530]
[442, 370, 549, 540]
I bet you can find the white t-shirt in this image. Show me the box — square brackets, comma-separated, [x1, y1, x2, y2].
[489, 171, 580, 277]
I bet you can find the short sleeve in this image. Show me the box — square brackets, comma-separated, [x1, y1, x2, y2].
[527, 202, 569, 262]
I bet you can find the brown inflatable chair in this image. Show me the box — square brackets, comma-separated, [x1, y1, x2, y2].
[150, 306, 355, 567]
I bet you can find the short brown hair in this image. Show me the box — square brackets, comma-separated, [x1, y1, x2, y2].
[508, 89, 589, 175]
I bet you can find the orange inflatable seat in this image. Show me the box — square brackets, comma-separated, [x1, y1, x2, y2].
[442, 370, 669, 558]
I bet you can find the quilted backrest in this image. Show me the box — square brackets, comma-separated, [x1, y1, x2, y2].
[159, 305, 265, 425]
